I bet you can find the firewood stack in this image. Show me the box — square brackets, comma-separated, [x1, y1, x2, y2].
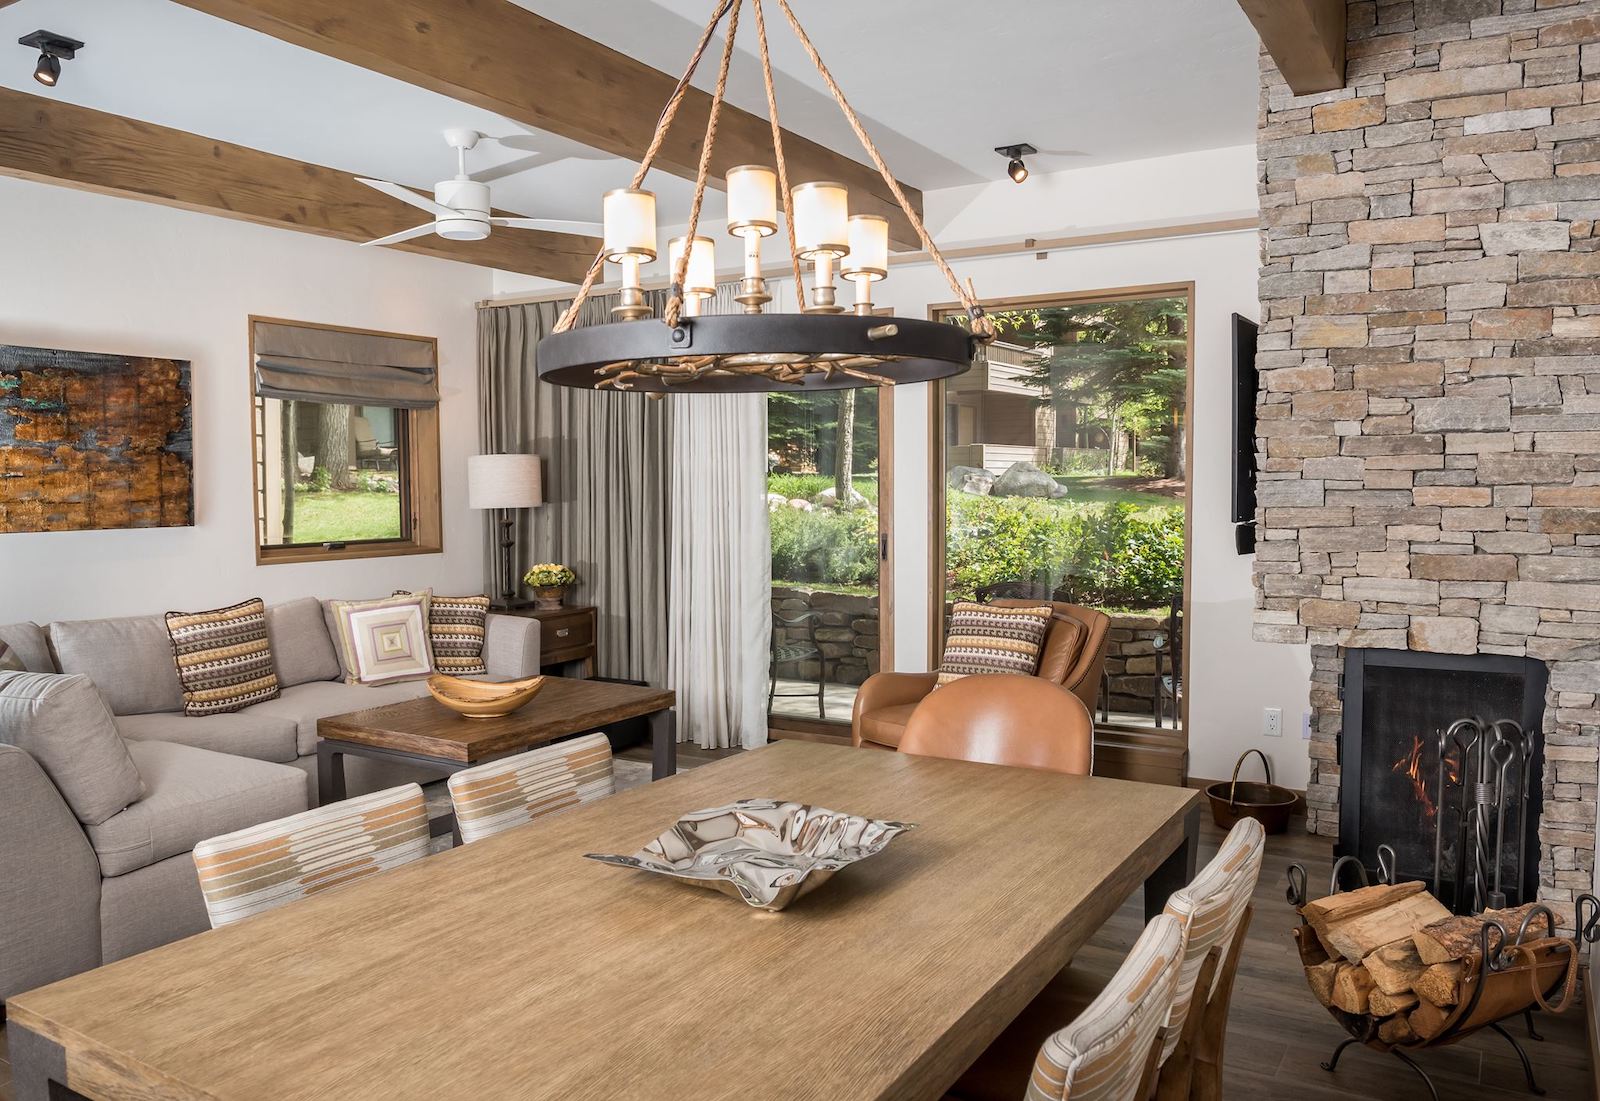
[1299, 880, 1552, 1045]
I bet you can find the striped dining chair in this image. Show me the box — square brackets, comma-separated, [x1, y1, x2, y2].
[952, 818, 1266, 1101]
[192, 783, 430, 929]
[1023, 913, 1186, 1101]
[446, 732, 615, 845]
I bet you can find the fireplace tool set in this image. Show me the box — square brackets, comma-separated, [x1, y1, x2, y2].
[1286, 718, 1595, 1100]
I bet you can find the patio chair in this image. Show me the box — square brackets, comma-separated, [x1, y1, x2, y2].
[353, 414, 397, 471]
[1153, 596, 1183, 728]
[769, 609, 828, 720]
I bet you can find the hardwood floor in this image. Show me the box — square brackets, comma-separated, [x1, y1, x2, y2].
[2, 747, 1589, 1100]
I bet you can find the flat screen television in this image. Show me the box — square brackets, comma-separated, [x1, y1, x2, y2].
[1230, 313, 1259, 552]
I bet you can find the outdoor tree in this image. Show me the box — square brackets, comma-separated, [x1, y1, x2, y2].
[311, 403, 357, 491]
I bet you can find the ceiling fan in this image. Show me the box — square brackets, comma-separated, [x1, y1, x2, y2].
[356, 129, 601, 248]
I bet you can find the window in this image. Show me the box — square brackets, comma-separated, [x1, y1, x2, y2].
[935, 287, 1191, 733]
[250, 318, 441, 564]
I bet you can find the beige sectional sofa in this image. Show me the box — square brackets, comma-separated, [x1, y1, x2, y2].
[0, 597, 539, 1005]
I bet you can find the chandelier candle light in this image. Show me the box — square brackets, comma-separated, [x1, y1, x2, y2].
[535, 0, 994, 394]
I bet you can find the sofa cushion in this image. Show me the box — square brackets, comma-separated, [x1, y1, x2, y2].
[165, 598, 281, 716]
[0, 671, 145, 825]
[266, 597, 340, 687]
[326, 593, 435, 686]
[115, 711, 299, 765]
[0, 622, 56, 673]
[50, 615, 185, 715]
[0, 640, 23, 672]
[85, 740, 307, 877]
[248, 678, 433, 756]
[856, 702, 916, 748]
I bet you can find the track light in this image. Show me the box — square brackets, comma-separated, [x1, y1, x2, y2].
[995, 143, 1037, 185]
[18, 31, 84, 88]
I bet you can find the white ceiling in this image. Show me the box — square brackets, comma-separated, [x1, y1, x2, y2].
[1, 0, 1259, 229]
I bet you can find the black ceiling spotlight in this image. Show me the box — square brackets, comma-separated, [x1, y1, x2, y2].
[19, 30, 84, 87]
[995, 143, 1036, 184]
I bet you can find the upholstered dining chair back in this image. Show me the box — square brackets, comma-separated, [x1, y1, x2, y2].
[1027, 913, 1186, 1101]
[447, 732, 614, 844]
[193, 783, 429, 928]
[898, 675, 1093, 775]
[1155, 818, 1265, 1065]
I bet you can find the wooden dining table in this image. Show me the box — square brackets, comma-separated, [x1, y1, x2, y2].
[9, 740, 1201, 1101]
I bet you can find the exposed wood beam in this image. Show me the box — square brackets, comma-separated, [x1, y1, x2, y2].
[169, 0, 925, 249]
[0, 88, 597, 281]
[1237, 0, 1347, 95]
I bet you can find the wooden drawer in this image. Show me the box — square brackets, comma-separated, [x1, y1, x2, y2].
[540, 611, 593, 655]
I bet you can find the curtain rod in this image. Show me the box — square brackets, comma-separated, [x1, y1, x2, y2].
[474, 216, 1256, 310]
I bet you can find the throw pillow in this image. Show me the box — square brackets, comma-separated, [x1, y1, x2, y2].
[0, 640, 24, 672]
[937, 602, 1053, 687]
[0, 670, 145, 825]
[329, 592, 435, 686]
[164, 598, 282, 716]
[395, 590, 490, 677]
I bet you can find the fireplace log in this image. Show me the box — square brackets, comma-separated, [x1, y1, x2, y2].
[1413, 961, 1463, 1007]
[1413, 902, 1552, 965]
[1305, 960, 1340, 1007]
[1369, 987, 1419, 1016]
[1302, 881, 1425, 954]
[1407, 997, 1452, 1041]
[1330, 963, 1376, 1014]
[1362, 939, 1428, 996]
[1377, 1014, 1418, 1045]
[1321, 892, 1452, 961]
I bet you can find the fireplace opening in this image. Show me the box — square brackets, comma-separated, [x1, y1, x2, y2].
[1338, 649, 1547, 913]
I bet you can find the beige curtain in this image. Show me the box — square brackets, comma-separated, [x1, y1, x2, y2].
[477, 290, 673, 685]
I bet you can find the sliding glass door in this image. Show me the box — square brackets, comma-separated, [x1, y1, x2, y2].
[937, 288, 1191, 733]
[766, 388, 882, 729]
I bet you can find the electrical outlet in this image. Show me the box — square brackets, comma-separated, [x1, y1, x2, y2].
[1302, 711, 1312, 740]
[1263, 707, 1283, 737]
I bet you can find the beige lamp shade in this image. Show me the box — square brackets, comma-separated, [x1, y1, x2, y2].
[468, 454, 543, 510]
[792, 181, 849, 258]
[602, 188, 657, 262]
[841, 214, 889, 280]
[667, 235, 718, 298]
[726, 165, 778, 237]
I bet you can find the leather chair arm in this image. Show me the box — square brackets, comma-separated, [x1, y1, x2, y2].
[851, 672, 938, 747]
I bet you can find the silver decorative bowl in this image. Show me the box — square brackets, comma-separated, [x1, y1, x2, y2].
[585, 798, 915, 912]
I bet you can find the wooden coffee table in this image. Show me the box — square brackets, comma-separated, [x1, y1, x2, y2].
[315, 677, 677, 814]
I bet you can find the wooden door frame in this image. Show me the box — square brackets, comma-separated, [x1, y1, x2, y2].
[927, 282, 1196, 745]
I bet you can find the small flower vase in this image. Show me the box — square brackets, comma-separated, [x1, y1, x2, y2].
[533, 585, 567, 611]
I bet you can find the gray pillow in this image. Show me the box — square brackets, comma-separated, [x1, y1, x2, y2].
[50, 615, 185, 715]
[0, 671, 144, 825]
[266, 598, 341, 687]
[0, 621, 54, 673]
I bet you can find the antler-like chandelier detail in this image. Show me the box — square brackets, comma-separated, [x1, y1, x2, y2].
[535, 0, 995, 393]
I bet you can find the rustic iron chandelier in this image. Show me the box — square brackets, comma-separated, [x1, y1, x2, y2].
[535, 0, 995, 393]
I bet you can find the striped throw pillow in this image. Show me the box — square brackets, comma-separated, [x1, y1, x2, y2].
[937, 602, 1052, 687]
[164, 598, 281, 716]
[395, 590, 489, 677]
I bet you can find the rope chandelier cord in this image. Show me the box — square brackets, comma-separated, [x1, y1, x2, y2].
[540, 0, 995, 392]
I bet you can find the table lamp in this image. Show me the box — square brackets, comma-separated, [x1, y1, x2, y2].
[468, 453, 543, 608]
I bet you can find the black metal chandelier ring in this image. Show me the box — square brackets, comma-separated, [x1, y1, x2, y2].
[536, 313, 978, 393]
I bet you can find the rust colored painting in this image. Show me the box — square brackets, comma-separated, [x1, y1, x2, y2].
[0, 345, 194, 533]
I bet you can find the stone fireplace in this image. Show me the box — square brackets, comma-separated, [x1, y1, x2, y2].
[1253, 0, 1600, 915]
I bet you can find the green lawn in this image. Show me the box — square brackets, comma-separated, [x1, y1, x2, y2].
[1052, 482, 1177, 511]
[287, 490, 402, 544]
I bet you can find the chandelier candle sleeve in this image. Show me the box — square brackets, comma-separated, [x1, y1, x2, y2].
[793, 181, 849, 314]
[727, 164, 779, 314]
[603, 188, 658, 322]
[842, 214, 889, 315]
[667, 235, 718, 316]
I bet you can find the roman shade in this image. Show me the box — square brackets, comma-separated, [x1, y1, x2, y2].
[253, 320, 438, 408]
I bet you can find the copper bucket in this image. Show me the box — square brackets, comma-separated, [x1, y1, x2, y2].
[1205, 749, 1296, 834]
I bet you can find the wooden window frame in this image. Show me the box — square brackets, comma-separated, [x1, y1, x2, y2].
[249, 315, 443, 566]
[927, 282, 1196, 741]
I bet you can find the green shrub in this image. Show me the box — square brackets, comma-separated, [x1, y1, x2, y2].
[769, 505, 879, 587]
[306, 467, 332, 493]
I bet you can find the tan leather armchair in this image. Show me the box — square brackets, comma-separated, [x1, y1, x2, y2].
[850, 600, 1111, 750]
[899, 675, 1094, 775]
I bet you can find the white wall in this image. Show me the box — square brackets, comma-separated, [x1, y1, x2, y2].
[0, 178, 493, 623]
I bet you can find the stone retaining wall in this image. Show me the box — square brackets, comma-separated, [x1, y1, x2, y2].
[1102, 612, 1177, 717]
[770, 586, 879, 686]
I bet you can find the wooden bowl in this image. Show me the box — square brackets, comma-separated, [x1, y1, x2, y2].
[426, 673, 545, 719]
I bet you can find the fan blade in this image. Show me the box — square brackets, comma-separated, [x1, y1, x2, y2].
[489, 217, 603, 235]
[356, 177, 458, 219]
[362, 222, 439, 247]
[472, 152, 559, 183]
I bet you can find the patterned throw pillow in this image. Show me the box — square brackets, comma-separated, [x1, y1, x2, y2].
[0, 640, 24, 672]
[164, 598, 282, 716]
[330, 592, 435, 686]
[394, 589, 489, 677]
[937, 602, 1053, 687]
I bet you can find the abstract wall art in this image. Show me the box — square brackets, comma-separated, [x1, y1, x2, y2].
[0, 344, 194, 533]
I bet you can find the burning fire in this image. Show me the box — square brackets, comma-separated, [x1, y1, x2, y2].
[1392, 733, 1461, 822]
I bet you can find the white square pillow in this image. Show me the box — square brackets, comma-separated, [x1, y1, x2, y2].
[328, 593, 435, 686]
